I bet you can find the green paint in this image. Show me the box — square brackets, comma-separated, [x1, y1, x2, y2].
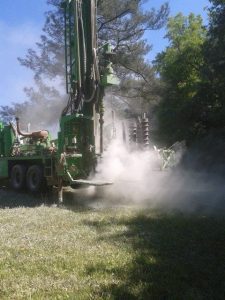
[58, 114, 96, 179]
[3, 125, 15, 157]
[0, 160, 8, 178]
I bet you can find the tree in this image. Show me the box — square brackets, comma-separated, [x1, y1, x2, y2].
[20, 0, 169, 81]
[0, 0, 169, 127]
[154, 13, 206, 145]
[199, 0, 225, 130]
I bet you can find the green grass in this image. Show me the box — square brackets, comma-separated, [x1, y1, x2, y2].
[0, 193, 224, 299]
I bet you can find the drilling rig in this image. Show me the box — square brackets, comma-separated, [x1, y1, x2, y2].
[0, 0, 118, 203]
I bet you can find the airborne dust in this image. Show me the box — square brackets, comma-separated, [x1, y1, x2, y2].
[84, 112, 225, 215]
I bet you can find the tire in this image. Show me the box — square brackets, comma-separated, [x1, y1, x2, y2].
[10, 164, 26, 190]
[26, 165, 44, 193]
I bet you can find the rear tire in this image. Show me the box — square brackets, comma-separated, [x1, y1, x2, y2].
[10, 164, 26, 191]
[26, 165, 44, 193]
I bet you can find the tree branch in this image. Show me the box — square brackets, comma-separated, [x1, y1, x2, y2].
[119, 62, 149, 83]
[98, 10, 131, 32]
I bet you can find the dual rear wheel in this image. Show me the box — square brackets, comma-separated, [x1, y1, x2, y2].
[10, 164, 45, 192]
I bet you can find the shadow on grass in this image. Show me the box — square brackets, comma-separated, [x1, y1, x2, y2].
[0, 186, 54, 208]
[0, 185, 101, 210]
[62, 187, 109, 212]
[84, 212, 225, 299]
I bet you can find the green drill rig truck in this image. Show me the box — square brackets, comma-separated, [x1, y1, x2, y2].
[0, 0, 118, 203]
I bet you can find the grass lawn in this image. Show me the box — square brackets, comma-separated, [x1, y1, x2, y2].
[0, 191, 224, 299]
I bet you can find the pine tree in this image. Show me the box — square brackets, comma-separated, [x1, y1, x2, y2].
[0, 0, 169, 127]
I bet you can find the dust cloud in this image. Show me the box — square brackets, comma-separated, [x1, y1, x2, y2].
[15, 77, 66, 137]
[89, 118, 225, 215]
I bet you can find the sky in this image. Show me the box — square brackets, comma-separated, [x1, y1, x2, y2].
[0, 0, 209, 106]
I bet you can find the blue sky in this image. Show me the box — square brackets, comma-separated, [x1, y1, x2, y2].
[0, 0, 209, 106]
[0, 0, 48, 105]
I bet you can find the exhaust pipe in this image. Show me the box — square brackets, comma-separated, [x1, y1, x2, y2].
[16, 117, 49, 139]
